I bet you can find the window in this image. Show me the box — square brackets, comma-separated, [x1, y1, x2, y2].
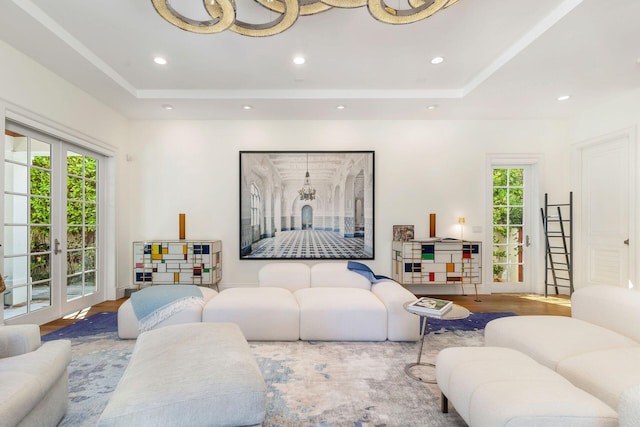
[251, 184, 260, 227]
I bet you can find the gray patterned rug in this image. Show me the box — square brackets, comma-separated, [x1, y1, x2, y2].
[58, 326, 481, 426]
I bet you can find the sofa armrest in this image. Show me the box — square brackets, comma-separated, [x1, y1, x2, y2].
[572, 285, 640, 343]
[371, 280, 420, 341]
[0, 324, 42, 358]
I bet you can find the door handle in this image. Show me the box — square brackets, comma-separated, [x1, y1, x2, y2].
[54, 238, 62, 254]
[624, 238, 630, 246]
[525, 235, 531, 247]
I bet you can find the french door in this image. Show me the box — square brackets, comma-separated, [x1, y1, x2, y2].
[2, 122, 105, 324]
[488, 158, 539, 293]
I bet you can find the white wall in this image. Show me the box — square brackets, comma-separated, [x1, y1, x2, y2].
[571, 89, 640, 143]
[128, 119, 572, 290]
[0, 38, 581, 298]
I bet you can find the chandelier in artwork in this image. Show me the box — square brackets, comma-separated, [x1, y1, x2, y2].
[298, 153, 316, 201]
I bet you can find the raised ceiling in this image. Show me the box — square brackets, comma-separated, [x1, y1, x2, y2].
[0, 0, 638, 120]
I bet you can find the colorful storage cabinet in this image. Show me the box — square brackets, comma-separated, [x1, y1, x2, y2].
[392, 240, 482, 286]
[133, 240, 222, 288]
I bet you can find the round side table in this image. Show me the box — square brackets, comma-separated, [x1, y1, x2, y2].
[404, 302, 470, 383]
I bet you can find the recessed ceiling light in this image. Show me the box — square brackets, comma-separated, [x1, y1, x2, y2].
[243, 105, 252, 110]
[162, 104, 174, 110]
[430, 56, 444, 65]
[154, 56, 167, 65]
[557, 95, 571, 101]
[336, 105, 346, 110]
[427, 104, 438, 110]
[293, 56, 306, 65]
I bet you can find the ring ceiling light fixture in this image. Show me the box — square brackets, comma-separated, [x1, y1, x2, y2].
[151, 0, 461, 37]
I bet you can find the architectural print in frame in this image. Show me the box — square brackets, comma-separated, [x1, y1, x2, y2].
[239, 151, 375, 260]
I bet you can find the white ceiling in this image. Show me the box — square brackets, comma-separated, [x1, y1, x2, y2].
[0, 0, 638, 120]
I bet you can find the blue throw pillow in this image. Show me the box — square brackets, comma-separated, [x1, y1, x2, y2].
[347, 261, 391, 284]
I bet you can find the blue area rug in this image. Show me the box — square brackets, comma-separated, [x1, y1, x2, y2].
[425, 311, 517, 334]
[42, 310, 518, 341]
[42, 312, 118, 341]
[42, 312, 516, 341]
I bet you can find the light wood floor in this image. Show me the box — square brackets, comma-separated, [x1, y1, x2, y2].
[40, 293, 571, 336]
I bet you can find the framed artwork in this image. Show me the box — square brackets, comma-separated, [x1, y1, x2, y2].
[239, 150, 375, 260]
[393, 225, 414, 241]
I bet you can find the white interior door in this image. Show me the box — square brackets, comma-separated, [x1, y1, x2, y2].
[577, 131, 633, 289]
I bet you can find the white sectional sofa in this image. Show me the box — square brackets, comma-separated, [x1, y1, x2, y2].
[485, 285, 640, 412]
[0, 324, 71, 427]
[203, 262, 420, 341]
[437, 285, 640, 426]
[119, 262, 419, 341]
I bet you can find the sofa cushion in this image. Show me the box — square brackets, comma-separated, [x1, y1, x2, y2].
[295, 287, 387, 341]
[203, 287, 300, 341]
[258, 262, 310, 292]
[310, 262, 371, 290]
[572, 285, 640, 343]
[484, 315, 637, 370]
[557, 346, 640, 410]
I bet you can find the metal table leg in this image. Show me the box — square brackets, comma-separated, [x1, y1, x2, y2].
[404, 315, 436, 383]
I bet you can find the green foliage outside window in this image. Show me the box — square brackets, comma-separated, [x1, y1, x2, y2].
[492, 168, 524, 280]
[29, 155, 97, 282]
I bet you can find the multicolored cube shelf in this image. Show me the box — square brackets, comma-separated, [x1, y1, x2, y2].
[133, 240, 222, 289]
[392, 239, 482, 288]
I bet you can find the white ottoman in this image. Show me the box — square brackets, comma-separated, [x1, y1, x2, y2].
[202, 287, 300, 341]
[436, 346, 618, 427]
[118, 286, 218, 339]
[98, 323, 266, 427]
[295, 287, 387, 341]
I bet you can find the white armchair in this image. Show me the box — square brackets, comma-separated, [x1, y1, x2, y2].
[0, 324, 71, 427]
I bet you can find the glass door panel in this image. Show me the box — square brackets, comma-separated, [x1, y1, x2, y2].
[65, 151, 99, 301]
[492, 168, 525, 283]
[3, 131, 52, 320]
